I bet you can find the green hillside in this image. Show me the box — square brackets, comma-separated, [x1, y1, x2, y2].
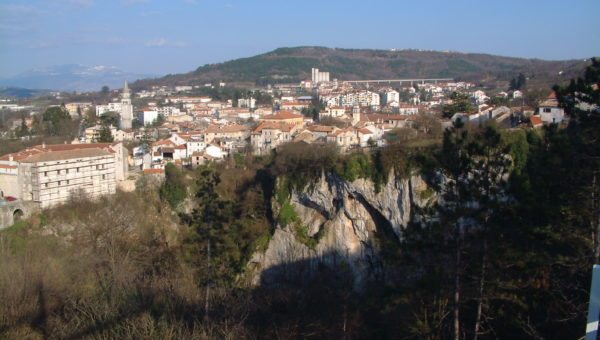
[134, 46, 591, 89]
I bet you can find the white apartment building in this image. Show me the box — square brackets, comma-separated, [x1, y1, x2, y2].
[175, 86, 193, 92]
[156, 106, 183, 117]
[65, 102, 92, 118]
[383, 90, 400, 106]
[96, 102, 122, 116]
[0, 143, 128, 208]
[238, 98, 256, 109]
[311, 68, 330, 83]
[322, 91, 380, 108]
[84, 125, 134, 143]
[140, 110, 159, 126]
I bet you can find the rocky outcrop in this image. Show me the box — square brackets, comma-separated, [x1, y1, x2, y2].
[248, 172, 436, 289]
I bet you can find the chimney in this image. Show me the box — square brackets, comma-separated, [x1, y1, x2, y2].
[42, 142, 46, 149]
[8, 155, 13, 162]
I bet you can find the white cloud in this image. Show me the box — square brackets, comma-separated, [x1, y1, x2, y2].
[144, 38, 189, 48]
[145, 38, 168, 47]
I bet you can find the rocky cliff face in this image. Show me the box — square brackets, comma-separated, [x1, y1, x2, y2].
[248, 172, 436, 289]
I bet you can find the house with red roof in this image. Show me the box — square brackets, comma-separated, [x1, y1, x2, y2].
[538, 91, 565, 124]
[251, 121, 301, 155]
[260, 110, 305, 125]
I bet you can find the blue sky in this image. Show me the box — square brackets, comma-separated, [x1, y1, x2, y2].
[1, 0, 599, 77]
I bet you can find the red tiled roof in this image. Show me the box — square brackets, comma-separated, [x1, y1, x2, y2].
[143, 169, 164, 174]
[153, 139, 176, 147]
[204, 124, 249, 134]
[361, 114, 414, 122]
[253, 121, 296, 133]
[0, 143, 118, 162]
[281, 101, 308, 106]
[530, 115, 543, 127]
[307, 125, 337, 133]
[262, 110, 303, 120]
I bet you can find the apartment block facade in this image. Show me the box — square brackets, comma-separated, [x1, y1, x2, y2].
[0, 143, 128, 208]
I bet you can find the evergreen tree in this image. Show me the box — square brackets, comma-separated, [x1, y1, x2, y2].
[509, 72, 527, 90]
[42, 106, 71, 136]
[442, 92, 475, 118]
[159, 163, 186, 208]
[97, 124, 114, 142]
[15, 116, 29, 138]
[554, 58, 600, 262]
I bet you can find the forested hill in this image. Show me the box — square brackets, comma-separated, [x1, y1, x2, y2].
[134, 46, 591, 89]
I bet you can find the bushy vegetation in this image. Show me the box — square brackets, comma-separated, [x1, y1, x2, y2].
[336, 152, 372, 182]
[159, 163, 188, 208]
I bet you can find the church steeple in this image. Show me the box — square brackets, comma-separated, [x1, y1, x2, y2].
[119, 80, 133, 130]
[122, 81, 130, 101]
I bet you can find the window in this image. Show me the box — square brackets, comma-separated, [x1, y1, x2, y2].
[44, 171, 47, 176]
[543, 108, 551, 113]
[102, 174, 105, 180]
[44, 183, 48, 188]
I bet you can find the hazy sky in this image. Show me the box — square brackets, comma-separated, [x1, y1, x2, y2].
[1, 0, 599, 77]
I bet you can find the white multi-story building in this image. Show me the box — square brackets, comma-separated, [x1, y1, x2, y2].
[175, 85, 193, 92]
[311, 68, 330, 83]
[65, 102, 92, 118]
[96, 102, 122, 116]
[238, 97, 256, 109]
[0, 143, 128, 208]
[155, 106, 183, 117]
[383, 90, 400, 106]
[322, 90, 380, 108]
[140, 110, 159, 126]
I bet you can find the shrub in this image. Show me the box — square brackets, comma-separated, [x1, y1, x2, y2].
[338, 152, 372, 182]
[159, 163, 187, 208]
[277, 201, 298, 227]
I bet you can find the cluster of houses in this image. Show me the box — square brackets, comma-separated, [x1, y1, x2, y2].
[57, 74, 569, 174]
[0, 67, 570, 210]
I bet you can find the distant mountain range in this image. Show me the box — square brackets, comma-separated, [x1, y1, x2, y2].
[0, 87, 53, 98]
[134, 46, 592, 89]
[0, 64, 155, 92]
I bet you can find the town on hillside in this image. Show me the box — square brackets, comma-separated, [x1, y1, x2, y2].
[0, 68, 565, 209]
